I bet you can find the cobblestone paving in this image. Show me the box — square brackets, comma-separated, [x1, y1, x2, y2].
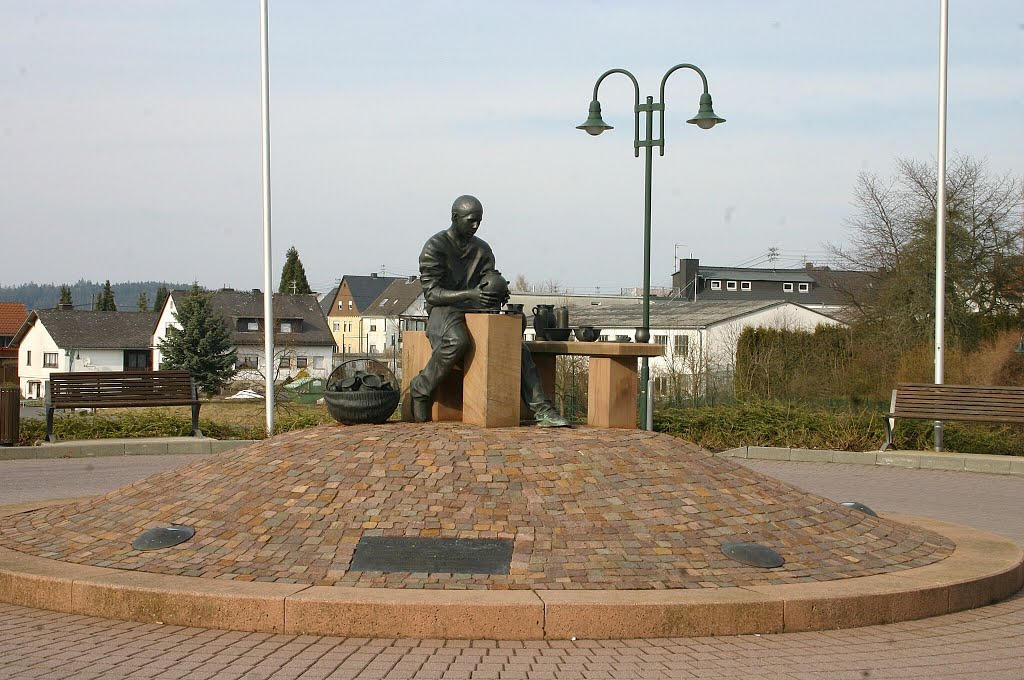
[1, 455, 1022, 679]
[0, 424, 951, 589]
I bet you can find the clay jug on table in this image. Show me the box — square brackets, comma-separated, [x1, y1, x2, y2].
[532, 304, 557, 340]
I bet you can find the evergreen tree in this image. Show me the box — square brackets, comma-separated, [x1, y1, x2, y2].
[58, 285, 73, 307]
[136, 292, 150, 312]
[157, 284, 237, 396]
[278, 246, 313, 294]
[152, 285, 170, 313]
[96, 280, 117, 311]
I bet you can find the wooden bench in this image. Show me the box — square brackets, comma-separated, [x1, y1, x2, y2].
[882, 383, 1024, 451]
[45, 370, 202, 442]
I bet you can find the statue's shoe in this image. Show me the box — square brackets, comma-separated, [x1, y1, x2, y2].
[535, 411, 570, 428]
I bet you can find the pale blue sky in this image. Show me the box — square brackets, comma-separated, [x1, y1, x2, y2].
[1, 1, 1021, 294]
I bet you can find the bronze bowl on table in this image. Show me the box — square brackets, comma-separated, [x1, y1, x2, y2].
[544, 328, 573, 341]
[573, 326, 601, 342]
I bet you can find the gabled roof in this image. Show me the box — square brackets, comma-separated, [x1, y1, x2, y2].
[567, 299, 841, 330]
[319, 286, 339, 316]
[0, 302, 27, 338]
[169, 289, 334, 347]
[343, 275, 399, 314]
[364, 277, 423, 316]
[13, 310, 159, 349]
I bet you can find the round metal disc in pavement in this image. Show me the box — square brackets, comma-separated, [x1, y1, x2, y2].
[841, 501, 879, 517]
[132, 525, 195, 551]
[721, 541, 785, 568]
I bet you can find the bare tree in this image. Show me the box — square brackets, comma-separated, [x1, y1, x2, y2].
[827, 154, 1024, 347]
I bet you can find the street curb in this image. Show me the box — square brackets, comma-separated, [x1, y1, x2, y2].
[719, 446, 1024, 476]
[0, 439, 258, 460]
[0, 507, 1019, 640]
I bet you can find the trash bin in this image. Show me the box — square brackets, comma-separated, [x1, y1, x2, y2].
[0, 387, 19, 446]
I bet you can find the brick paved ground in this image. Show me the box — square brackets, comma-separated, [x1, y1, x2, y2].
[1, 451, 1023, 678]
[0, 425, 952, 589]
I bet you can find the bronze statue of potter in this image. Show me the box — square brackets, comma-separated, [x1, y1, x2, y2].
[409, 195, 569, 427]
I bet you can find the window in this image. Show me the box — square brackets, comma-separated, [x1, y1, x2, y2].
[333, 321, 340, 331]
[726, 281, 737, 291]
[247, 321, 259, 331]
[43, 352, 59, 368]
[654, 335, 669, 346]
[369, 345, 377, 354]
[26, 350, 32, 366]
[338, 301, 343, 311]
[783, 283, 794, 292]
[674, 335, 689, 357]
[236, 355, 259, 369]
[123, 350, 149, 370]
[710, 281, 721, 291]
[798, 283, 810, 293]
[379, 298, 388, 307]
[741, 281, 751, 291]
[348, 300, 353, 310]
[279, 356, 290, 369]
[280, 322, 292, 333]
[370, 324, 377, 332]
[296, 356, 308, 368]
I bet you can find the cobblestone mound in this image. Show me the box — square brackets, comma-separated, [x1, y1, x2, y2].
[0, 423, 953, 589]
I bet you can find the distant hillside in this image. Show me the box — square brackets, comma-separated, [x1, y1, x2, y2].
[0, 280, 191, 312]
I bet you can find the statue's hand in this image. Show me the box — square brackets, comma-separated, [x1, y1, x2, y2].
[474, 284, 503, 309]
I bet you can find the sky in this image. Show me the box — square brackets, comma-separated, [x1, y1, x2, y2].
[1, 1, 1021, 295]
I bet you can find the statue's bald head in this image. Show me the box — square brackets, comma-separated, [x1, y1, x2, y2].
[451, 195, 483, 218]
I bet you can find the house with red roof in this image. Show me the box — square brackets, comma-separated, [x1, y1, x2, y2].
[0, 302, 27, 385]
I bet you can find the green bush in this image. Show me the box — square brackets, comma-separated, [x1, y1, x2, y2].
[17, 408, 334, 446]
[654, 401, 1024, 456]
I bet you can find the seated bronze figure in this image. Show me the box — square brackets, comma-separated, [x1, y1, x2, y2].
[409, 195, 569, 427]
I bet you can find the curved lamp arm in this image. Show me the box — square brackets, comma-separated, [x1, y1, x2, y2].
[592, 69, 642, 157]
[658, 63, 713, 156]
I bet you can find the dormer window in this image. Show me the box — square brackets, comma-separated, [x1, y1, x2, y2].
[710, 281, 721, 291]
[726, 281, 737, 291]
[280, 322, 292, 333]
[247, 321, 259, 331]
[798, 283, 810, 293]
[741, 281, 751, 291]
[783, 283, 794, 292]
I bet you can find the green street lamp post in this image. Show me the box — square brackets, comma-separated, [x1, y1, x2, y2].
[577, 64, 724, 429]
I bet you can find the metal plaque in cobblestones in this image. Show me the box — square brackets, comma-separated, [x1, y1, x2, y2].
[721, 541, 785, 568]
[841, 501, 878, 517]
[350, 537, 514, 575]
[132, 525, 195, 551]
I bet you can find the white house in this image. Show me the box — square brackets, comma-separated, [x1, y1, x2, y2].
[354, 277, 427, 359]
[12, 309, 159, 399]
[568, 299, 844, 394]
[154, 289, 336, 385]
